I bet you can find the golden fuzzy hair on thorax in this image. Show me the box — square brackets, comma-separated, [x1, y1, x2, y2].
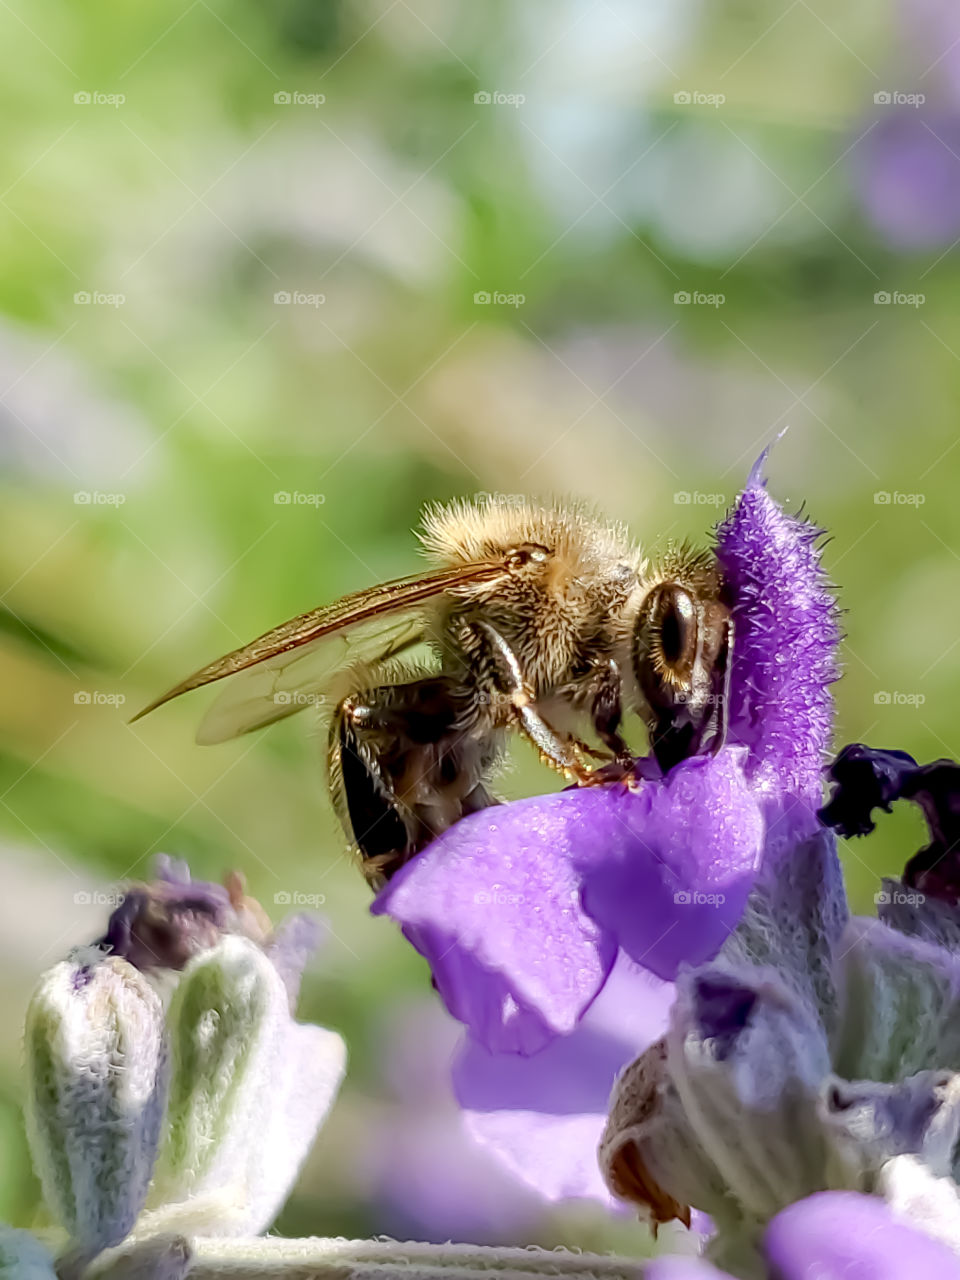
[417, 494, 639, 575]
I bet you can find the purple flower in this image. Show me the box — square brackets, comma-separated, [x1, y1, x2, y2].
[601, 756, 960, 1271]
[716, 456, 838, 810]
[764, 1192, 960, 1279]
[644, 1192, 960, 1279]
[376, 749, 762, 1057]
[855, 111, 960, 251]
[452, 955, 675, 1205]
[372, 461, 840, 1201]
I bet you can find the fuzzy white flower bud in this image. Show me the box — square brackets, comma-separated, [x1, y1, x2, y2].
[141, 935, 346, 1236]
[23, 953, 167, 1261]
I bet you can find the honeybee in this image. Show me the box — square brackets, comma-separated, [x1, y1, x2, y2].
[133, 497, 732, 888]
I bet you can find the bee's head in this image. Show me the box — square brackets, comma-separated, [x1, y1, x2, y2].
[631, 550, 732, 771]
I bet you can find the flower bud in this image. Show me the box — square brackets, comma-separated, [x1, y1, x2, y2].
[600, 1040, 730, 1230]
[144, 935, 346, 1236]
[23, 953, 167, 1258]
[667, 969, 831, 1219]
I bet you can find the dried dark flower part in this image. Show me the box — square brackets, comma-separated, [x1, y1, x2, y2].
[818, 743, 919, 837]
[820, 744, 960, 905]
[94, 856, 318, 1003]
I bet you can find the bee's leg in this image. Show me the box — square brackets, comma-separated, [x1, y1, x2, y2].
[472, 621, 594, 784]
[333, 695, 415, 890]
[332, 675, 500, 889]
[706, 614, 734, 756]
[587, 658, 634, 766]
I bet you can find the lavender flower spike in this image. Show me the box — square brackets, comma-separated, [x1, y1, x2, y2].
[715, 451, 839, 810]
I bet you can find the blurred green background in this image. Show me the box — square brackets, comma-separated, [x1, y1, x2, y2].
[1, 0, 959, 1252]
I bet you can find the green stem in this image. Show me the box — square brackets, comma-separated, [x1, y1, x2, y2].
[89, 1235, 648, 1280]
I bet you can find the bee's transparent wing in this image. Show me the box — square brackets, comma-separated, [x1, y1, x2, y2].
[194, 613, 427, 744]
[131, 559, 508, 743]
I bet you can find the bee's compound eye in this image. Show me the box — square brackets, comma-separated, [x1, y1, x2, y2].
[656, 586, 698, 676]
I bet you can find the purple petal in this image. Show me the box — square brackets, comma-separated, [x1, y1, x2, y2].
[372, 791, 619, 1054]
[578, 751, 763, 977]
[263, 912, 323, 1008]
[452, 954, 675, 1203]
[373, 752, 761, 1055]
[356, 996, 542, 1244]
[716, 462, 839, 806]
[764, 1190, 960, 1279]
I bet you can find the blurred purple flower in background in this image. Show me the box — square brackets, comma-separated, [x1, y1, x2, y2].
[856, 112, 960, 251]
[373, 458, 840, 1203]
[904, 0, 960, 110]
[357, 998, 545, 1244]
